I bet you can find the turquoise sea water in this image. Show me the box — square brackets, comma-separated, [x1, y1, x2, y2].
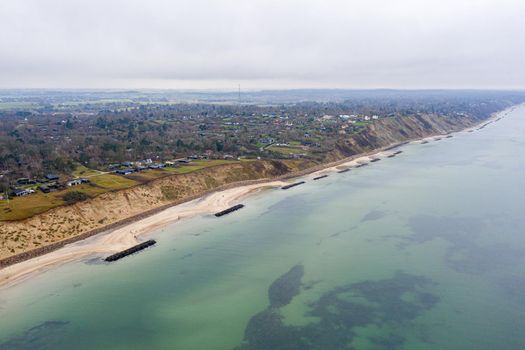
[1, 106, 525, 350]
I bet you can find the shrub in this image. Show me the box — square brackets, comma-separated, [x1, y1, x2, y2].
[63, 191, 89, 204]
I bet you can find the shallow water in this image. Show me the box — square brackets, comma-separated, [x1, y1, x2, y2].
[1, 106, 525, 350]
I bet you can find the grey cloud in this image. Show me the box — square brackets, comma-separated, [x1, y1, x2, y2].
[0, 0, 524, 89]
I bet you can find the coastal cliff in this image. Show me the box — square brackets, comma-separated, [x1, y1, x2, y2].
[0, 113, 487, 266]
[0, 159, 311, 265]
[330, 114, 478, 160]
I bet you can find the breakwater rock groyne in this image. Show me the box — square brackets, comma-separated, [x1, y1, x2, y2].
[281, 181, 306, 190]
[477, 121, 493, 130]
[1, 107, 506, 268]
[214, 204, 245, 217]
[388, 150, 403, 158]
[313, 175, 328, 180]
[105, 240, 157, 262]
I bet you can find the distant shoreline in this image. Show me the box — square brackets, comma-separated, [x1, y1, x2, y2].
[0, 106, 514, 289]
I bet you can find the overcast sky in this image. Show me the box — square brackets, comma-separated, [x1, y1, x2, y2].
[0, 0, 524, 89]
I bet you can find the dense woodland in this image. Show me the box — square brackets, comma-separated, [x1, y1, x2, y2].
[1, 90, 524, 191]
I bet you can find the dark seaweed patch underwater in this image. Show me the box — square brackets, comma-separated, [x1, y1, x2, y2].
[387, 214, 525, 275]
[0, 321, 69, 350]
[402, 214, 525, 306]
[233, 265, 440, 350]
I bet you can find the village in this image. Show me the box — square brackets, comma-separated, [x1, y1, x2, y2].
[2, 154, 216, 200]
[0, 105, 391, 201]
[0, 90, 517, 218]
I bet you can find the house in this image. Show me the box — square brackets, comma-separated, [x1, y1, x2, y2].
[135, 166, 148, 172]
[66, 178, 89, 187]
[149, 163, 165, 169]
[116, 168, 135, 175]
[39, 184, 60, 193]
[260, 137, 275, 144]
[66, 179, 82, 186]
[12, 188, 31, 197]
[164, 161, 177, 167]
[16, 178, 30, 185]
[176, 159, 191, 164]
[137, 159, 153, 166]
[45, 174, 59, 181]
[121, 161, 134, 167]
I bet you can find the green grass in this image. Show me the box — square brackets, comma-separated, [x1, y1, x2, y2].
[125, 170, 168, 182]
[0, 175, 140, 221]
[0, 192, 62, 221]
[72, 165, 104, 177]
[88, 174, 138, 190]
[0, 160, 244, 221]
[267, 145, 307, 155]
[73, 165, 139, 190]
[163, 159, 239, 174]
[0, 187, 97, 221]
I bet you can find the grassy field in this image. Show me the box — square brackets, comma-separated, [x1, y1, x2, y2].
[163, 159, 240, 174]
[0, 177, 139, 221]
[0, 192, 63, 221]
[267, 145, 307, 155]
[72, 165, 105, 177]
[0, 159, 241, 221]
[87, 173, 139, 190]
[354, 121, 371, 127]
[125, 169, 169, 182]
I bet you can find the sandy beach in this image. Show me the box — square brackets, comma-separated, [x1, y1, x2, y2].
[0, 181, 286, 289]
[0, 146, 400, 289]
[0, 107, 514, 290]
